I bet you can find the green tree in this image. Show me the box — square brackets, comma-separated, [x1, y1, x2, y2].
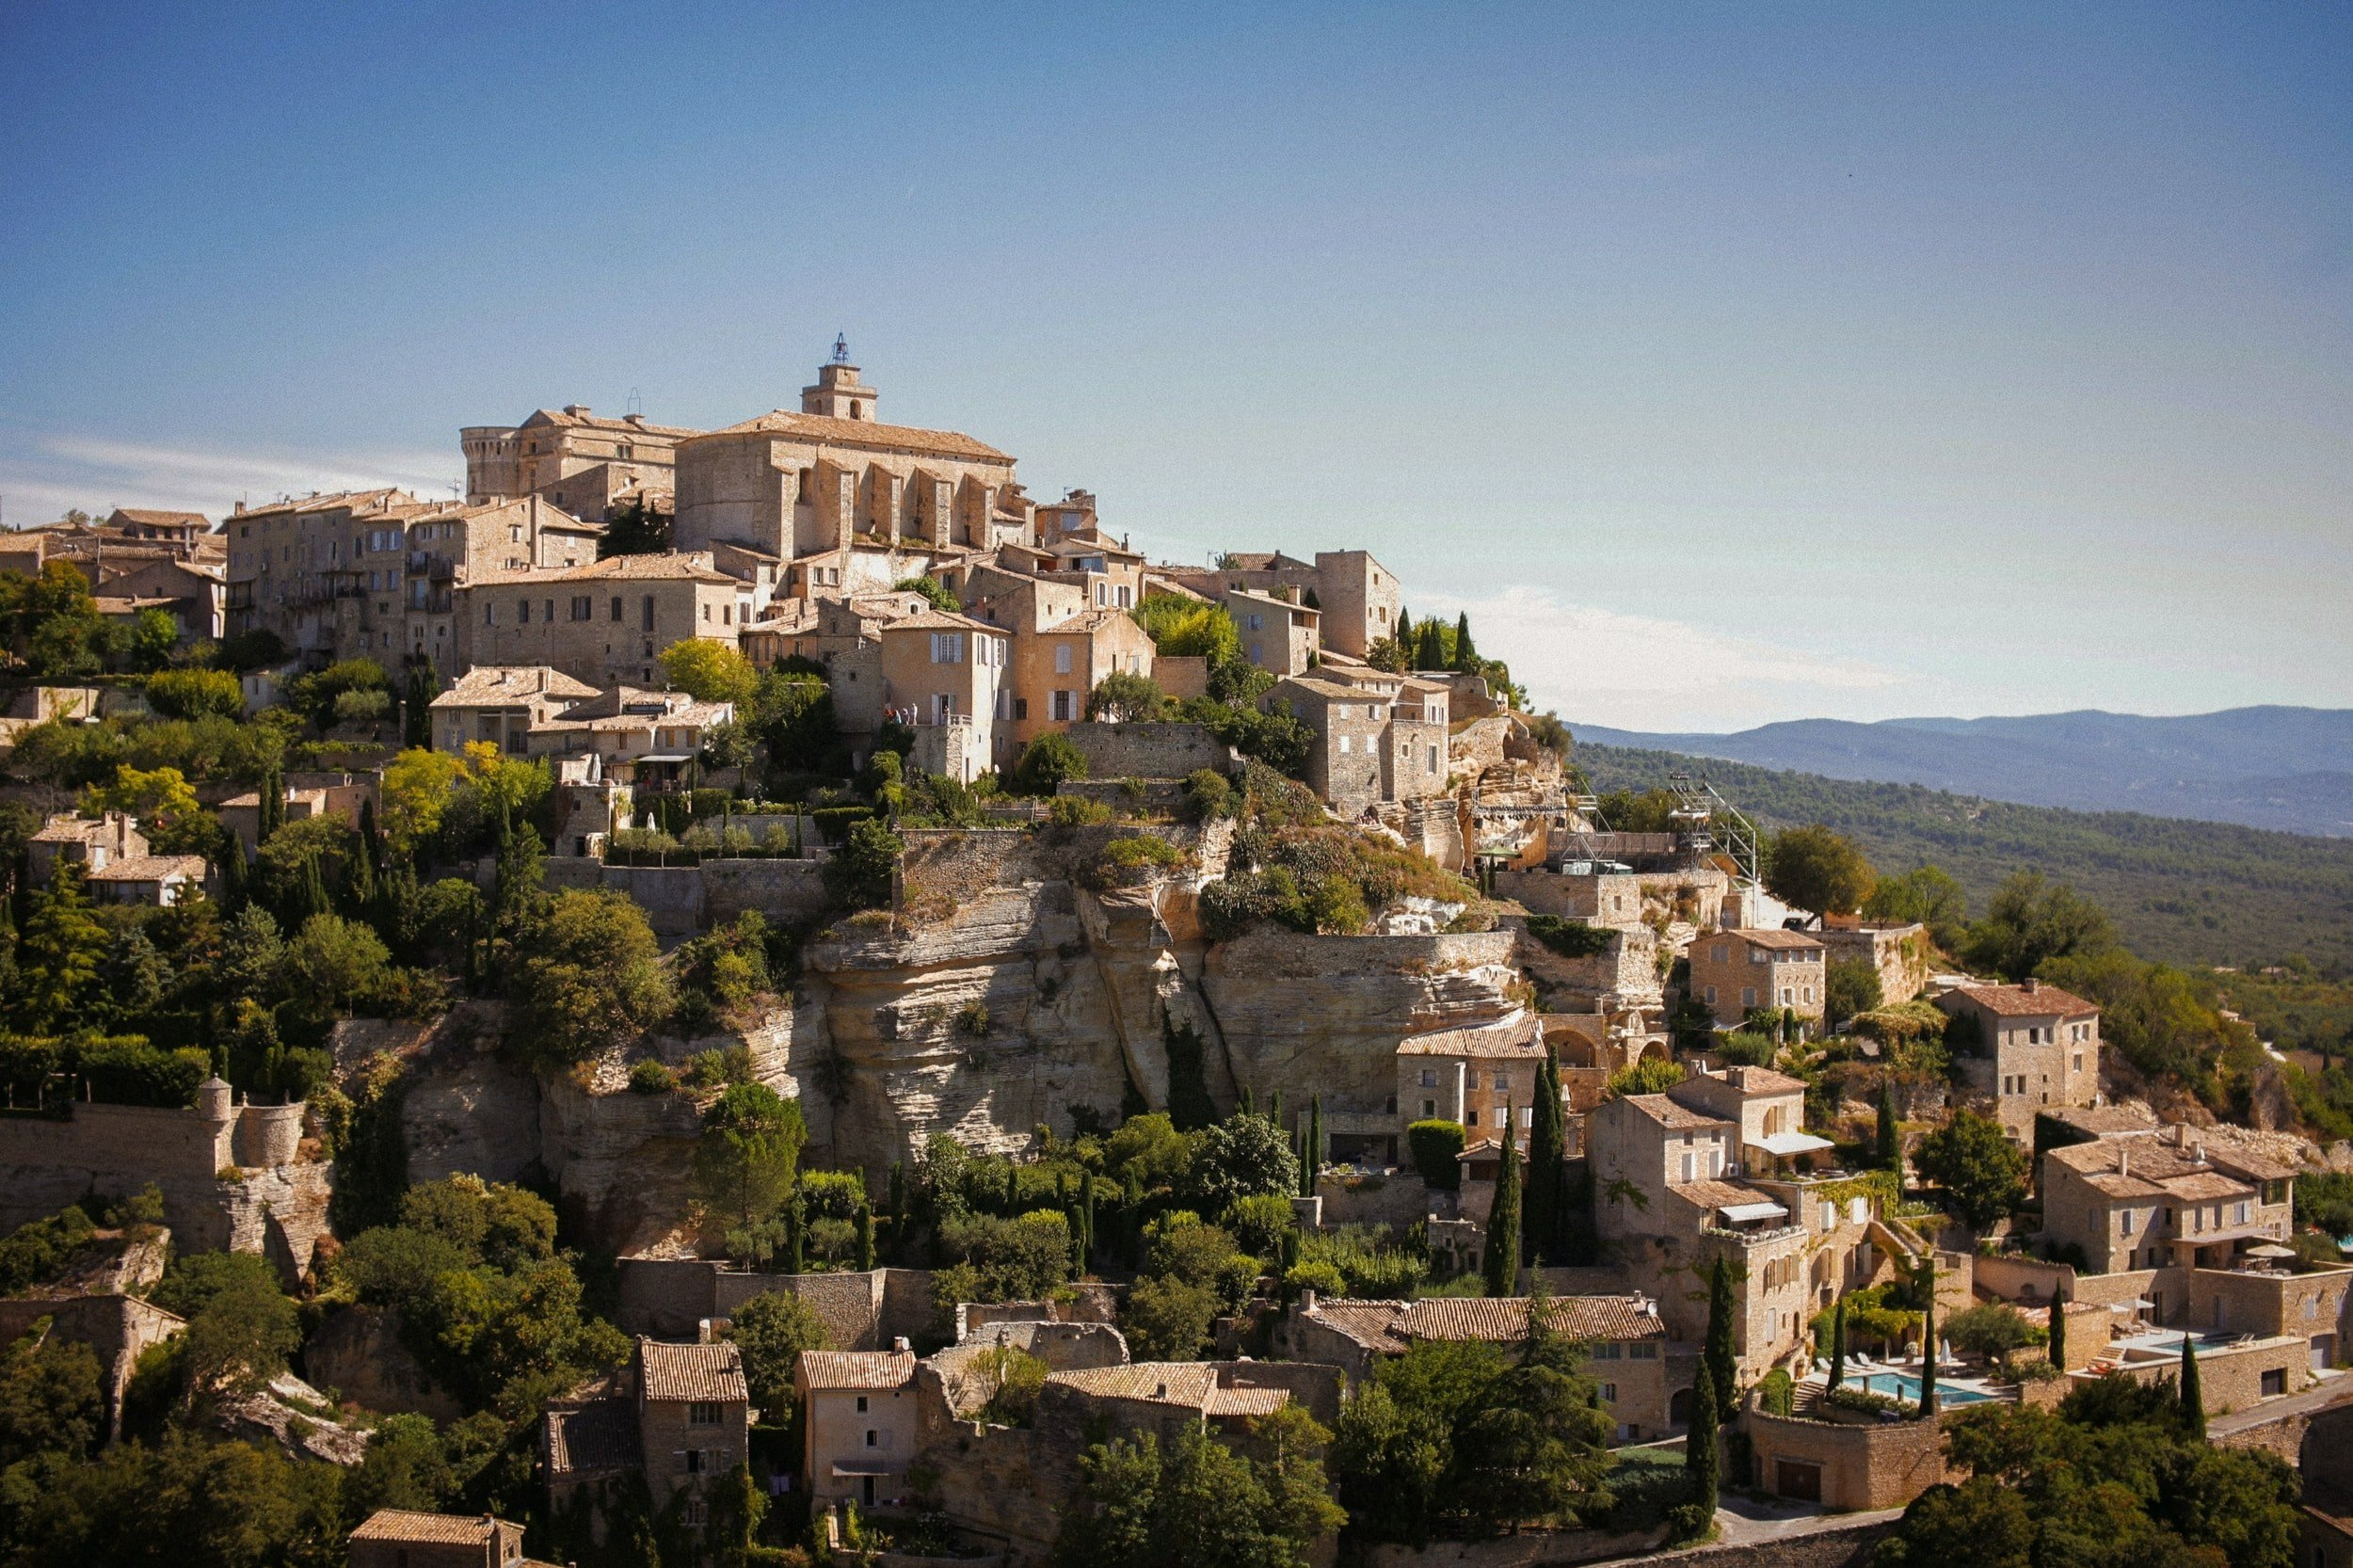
[1961, 872, 2118, 982]
[178, 1259, 300, 1406]
[1186, 1113, 1300, 1210]
[2048, 1287, 2067, 1372]
[1013, 731, 1090, 795]
[823, 816, 904, 910]
[1878, 1081, 1902, 1173]
[1602, 1058, 1685, 1099]
[893, 574, 961, 613]
[1134, 594, 1242, 665]
[0, 1323, 104, 1467]
[1827, 1297, 1847, 1390]
[400, 664, 440, 750]
[1121, 1274, 1220, 1362]
[144, 667, 245, 720]
[1523, 1046, 1569, 1265]
[1703, 1258, 1737, 1421]
[727, 1288, 829, 1412]
[1056, 1416, 1340, 1568]
[1913, 1107, 2028, 1232]
[599, 495, 671, 556]
[509, 888, 674, 1066]
[281, 912, 392, 1016]
[693, 1084, 808, 1248]
[1481, 1118, 1520, 1297]
[1450, 613, 1477, 672]
[1090, 669, 1171, 722]
[1764, 824, 1876, 917]
[1918, 1255, 1939, 1414]
[1945, 1303, 2045, 1365]
[658, 638, 761, 706]
[1825, 954, 1883, 1028]
[1685, 1356, 1720, 1517]
[2179, 1333, 2203, 1441]
[10, 865, 109, 1032]
[1865, 865, 1969, 950]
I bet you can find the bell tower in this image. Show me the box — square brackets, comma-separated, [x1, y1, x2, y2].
[802, 335, 877, 421]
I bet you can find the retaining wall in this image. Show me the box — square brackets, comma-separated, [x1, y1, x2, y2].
[1063, 721, 1234, 779]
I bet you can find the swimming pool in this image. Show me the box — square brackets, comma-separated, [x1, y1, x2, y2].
[1851, 1371, 1995, 1405]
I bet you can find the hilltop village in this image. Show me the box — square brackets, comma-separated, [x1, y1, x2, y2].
[0, 355, 2345, 1568]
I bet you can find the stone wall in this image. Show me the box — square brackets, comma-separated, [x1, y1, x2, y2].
[1745, 1403, 1954, 1512]
[1063, 721, 1235, 779]
[1315, 1170, 1434, 1232]
[542, 858, 831, 941]
[615, 1258, 938, 1348]
[1509, 920, 1661, 1010]
[1365, 1528, 1670, 1568]
[1648, 1521, 1892, 1568]
[0, 1293, 184, 1438]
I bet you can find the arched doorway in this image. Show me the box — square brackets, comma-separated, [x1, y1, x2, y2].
[1669, 1386, 1693, 1427]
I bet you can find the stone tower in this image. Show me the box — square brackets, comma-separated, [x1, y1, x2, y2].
[802, 360, 877, 422]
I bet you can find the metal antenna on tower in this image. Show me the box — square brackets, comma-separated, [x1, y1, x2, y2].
[627, 386, 644, 416]
[832, 333, 851, 365]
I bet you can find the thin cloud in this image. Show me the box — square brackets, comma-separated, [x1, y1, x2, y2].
[1414, 584, 1904, 732]
[0, 433, 460, 525]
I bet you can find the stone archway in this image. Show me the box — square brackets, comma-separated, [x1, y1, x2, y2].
[1669, 1385, 1694, 1428]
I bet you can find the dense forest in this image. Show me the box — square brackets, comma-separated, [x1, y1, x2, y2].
[1576, 742, 2353, 975]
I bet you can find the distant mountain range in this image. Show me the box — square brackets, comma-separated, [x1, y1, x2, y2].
[1566, 706, 2353, 838]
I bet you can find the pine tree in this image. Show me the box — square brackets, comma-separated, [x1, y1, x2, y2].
[1483, 1110, 1522, 1296]
[1525, 1044, 1569, 1265]
[1829, 1297, 1847, 1390]
[2180, 1333, 2205, 1439]
[1687, 1357, 1721, 1514]
[1918, 1255, 1939, 1415]
[2049, 1287, 2067, 1373]
[1704, 1258, 1739, 1422]
[855, 1201, 875, 1271]
[1878, 1081, 1901, 1173]
[1451, 613, 1478, 671]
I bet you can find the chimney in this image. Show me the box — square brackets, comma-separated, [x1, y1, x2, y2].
[1298, 1288, 1318, 1314]
[892, 1336, 910, 1352]
[2023, 977, 2041, 994]
[2118, 1146, 2129, 1180]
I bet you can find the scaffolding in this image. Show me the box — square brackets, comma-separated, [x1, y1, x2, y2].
[1666, 770, 1761, 887]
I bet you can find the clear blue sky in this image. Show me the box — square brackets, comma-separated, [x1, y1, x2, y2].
[3, 3, 2346, 729]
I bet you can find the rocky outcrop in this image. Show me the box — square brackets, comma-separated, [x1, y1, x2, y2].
[537, 1066, 707, 1255]
[400, 1051, 541, 1188]
[303, 1304, 462, 1421]
[216, 1372, 372, 1465]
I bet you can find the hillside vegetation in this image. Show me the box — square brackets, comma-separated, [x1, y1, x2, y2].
[1576, 742, 2353, 974]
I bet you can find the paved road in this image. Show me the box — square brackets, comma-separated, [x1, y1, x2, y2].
[1706, 1496, 1902, 1546]
[2211, 1371, 2353, 1439]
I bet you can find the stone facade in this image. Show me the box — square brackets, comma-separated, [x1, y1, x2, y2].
[463, 403, 699, 520]
[453, 552, 747, 690]
[1687, 928, 1828, 1029]
[1940, 980, 2102, 1141]
[1744, 1400, 1954, 1511]
[1062, 721, 1235, 780]
[1816, 920, 1929, 1004]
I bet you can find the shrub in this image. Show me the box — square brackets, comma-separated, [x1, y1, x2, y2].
[1048, 795, 1112, 826]
[1082, 832, 1189, 890]
[1011, 732, 1088, 796]
[144, 668, 244, 720]
[1523, 916, 1613, 958]
[1086, 670, 1170, 722]
[628, 1059, 677, 1095]
[1283, 1259, 1346, 1299]
[1408, 1119, 1466, 1189]
[1181, 769, 1236, 824]
[954, 1001, 991, 1038]
[333, 688, 392, 725]
[1820, 1385, 1909, 1418]
[823, 818, 904, 911]
[1757, 1368, 1795, 1416]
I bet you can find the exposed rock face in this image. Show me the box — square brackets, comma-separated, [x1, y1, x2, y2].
[216, 1372, 372, 1464]
[537, 1068, 706, 1255]
[400, 1051, 541, 1187]
[304, 1304, 463, 1421]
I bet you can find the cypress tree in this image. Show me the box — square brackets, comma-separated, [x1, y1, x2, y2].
[1525, 1044, 1569, 1265]
[2049, 1287, 2067, 1373]
[1687, 1357, 1721, 1514]
[1081, 1180, 1096, 1267]
[402, 664, 438, 750]
[1237, 1085, 1254, 1117]
[1393, 607, 1415, 657]
[1878, 1081, 1902, 1173]
[1417, 619, 1446, 672]
[1269, 1089, 1283, 1134]
[1918, 1255, 1939, 1415]
[1829, 1297, 1848, 1390]
[258, 763, 284, 841]
[1308, 1097, 1323, 1180]
[786, 1195, 807, 1274]
[1704, 1258, 1739, 1421]
[888, 1160, 907, 1263]
[855, 1201, 875, 1271]
[1452, 613, 1478, 671]
[2180, 1334, 2205, 1439]
[1002, 1160, 1019, 1216]
[1482, 1109, 1521, 1297]
[299, 852, 331, 925]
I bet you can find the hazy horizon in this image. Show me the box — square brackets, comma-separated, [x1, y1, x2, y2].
[4, 3, 2347, 729]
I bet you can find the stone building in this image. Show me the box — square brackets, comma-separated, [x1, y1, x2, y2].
[1687, 927, 1828, 1029]
[1158, 550, 1402, 659]
[1005, 606, 1155, 748]
[1938, 979, 2102, 1141]
[1394, 1013, 1548, 1160]
[541, 1338, 753, 1533]
[104, 555, 225, 641]
[876, 611, 1011, 783]
[796, 1349, 920, 1510]
[218, 773, 374, 857]
[520, 688, 735, 802]
[673, 360, 1025, 565]
[1261, 674, 1448, 817]
[1816, 918, 1929, 1004]
[462, 404, 700, 521]
[1224, 587, 1318, 676]
[428, 665, 600, 754]
[225, 489, 601, 670]
[453, 552, 745, 690]
[27, 810, 147, 884]
[346, 1509, 535, 1568]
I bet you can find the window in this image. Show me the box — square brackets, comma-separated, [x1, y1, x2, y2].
[1465, 1110, 1479, 1127]
[1705, 986, 1717, 1004]
[1520, 1106, 1532, 1128]
[1428, 745, 1439, 771]
[642, 596, 656, 632]
[1599, 1383, 1618, 1403]
[1051, 690, 1074, 722]
[1493, 1072, 1510, 1092]
[1742, 987, 1756, 1008]
[1246, 613, 1264, 632]
[611, 596, 623, 620]
[683, 1448, 706, 1474]
[1339, 734, 1353, 754]
[1422, 1099, 1436, 1117]
[519, 599, 531, 624]
[689, 1401, 722, 1426]
[572, 596, 592, 620]
[865, 1430, 878, 1447]
[1680, 1154, 1694, 1182]
[1117, 585, 1131, 608]
[1013, 696, 1029, 720]
[1418, 1068, 1437, 1088]
[1054, 645, 1072, 675]
[931, 632, 965, 664]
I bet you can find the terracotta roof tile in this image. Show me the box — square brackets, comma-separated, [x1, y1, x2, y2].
[1204, 1385, 1292, 1416]
[1396, 1295, 1664, 1343]
[431, 665, 600, 706]
[86, 854, 205, 882]
[349, 1509, 505, 1544]
[1673, 1178, 1781, 1211]
[1047, 1363, 1217, 1405]
[543, 1397, 640, 1477]
[1729, 928, 1825, 952]
[1718, 1066, 1810, 1096]
[1299, 1300, 1411, 1352]
[700, 409, 1011, 463]
[1396, 1014, 1545, 1058]
[468, 552, 733, 587]
[1948, 983, 2098, 1018]
[1617, 1094, 1728, 1131]
[637, 1339, 748, 1402]
[796, 1351, 916, 1391]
